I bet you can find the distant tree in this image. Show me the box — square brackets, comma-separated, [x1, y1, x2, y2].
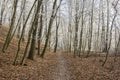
[102, 0, 119, 66]
[101, 0, 106, 52]
[103, 0, 110, 53]
[73, 0, 80, 57]
[86, 0, 94, 57]
[67, 0, 72, 52]
[38, 5, 43, 55]
[40, 0, 62, 58]
[54, 11, 60, 53]
[77, 0, 85, 57]
[0, 0, 5, 25]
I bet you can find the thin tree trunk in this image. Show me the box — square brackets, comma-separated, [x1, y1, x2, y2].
[102, 0, 119, 66]
[78, 0, 85, 57]
[54, 15, 60, 53]
[86, 0, 94, 57]
[2, 0, 18, 52]
[40, 0, 62, 58]
[13, 0, 37, 65]
[38, 5, 43, 55]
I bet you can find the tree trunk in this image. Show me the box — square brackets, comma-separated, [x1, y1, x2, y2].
[54, 15, 60, 53]
[38, 5, 43, 55]
[40, 0, 62, 58]
[86, 0, 94, 57]
[13, 0, 37, 65]
[28, 0, 43, 60]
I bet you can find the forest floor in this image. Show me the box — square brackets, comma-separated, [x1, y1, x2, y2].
[0, 26, 120, 80]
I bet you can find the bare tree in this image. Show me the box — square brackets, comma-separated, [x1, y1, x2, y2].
[86, 0, 94, 57]
[102, 0, 119, 66]
[13, 0, 37, 65]
[27, 0, 43, 60]
[74, 0, 81, 57]
[38, 5, 43, 55]
[78, 0, 85, 57]
[40, 0, 62, 58]
[54, 10, 60, 53]
[2, 0, 18, 52]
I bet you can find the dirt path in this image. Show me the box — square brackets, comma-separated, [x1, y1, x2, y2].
[53, 52, 70, 80]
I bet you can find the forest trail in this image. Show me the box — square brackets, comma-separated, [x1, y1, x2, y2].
[54, 52, 70, 80]
[39, 52, 72, 80]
